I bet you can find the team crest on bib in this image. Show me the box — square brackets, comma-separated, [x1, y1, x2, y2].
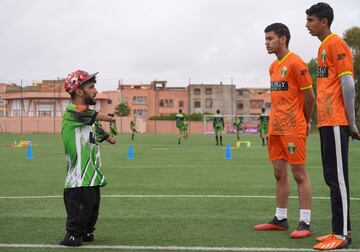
[321, 49, 327, 62]
[288, 142, 296, 154]
[281, 66, 288, 77]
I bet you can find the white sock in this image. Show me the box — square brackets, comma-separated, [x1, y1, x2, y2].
[300, 209, 311, 225]
[275, 208, 287, 220]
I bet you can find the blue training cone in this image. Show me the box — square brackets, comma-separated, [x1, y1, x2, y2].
[225, 143, 232, 160]
[27, 140, 33, 159]
[128, 144, 134, 160]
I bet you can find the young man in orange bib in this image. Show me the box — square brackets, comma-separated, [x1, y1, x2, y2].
[254, 23, 315, 239]
[306, 2, 360, 250]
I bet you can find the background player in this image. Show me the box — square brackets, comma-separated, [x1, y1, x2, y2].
[130, 116, 138, 141]
[176, 109, 184, 144]
[233, 116, 243, 142]
[259, 108, 269, 146]
[254, 23, 315, 239]
[213, 109, 225, 145]
[306, 2, 360, 250]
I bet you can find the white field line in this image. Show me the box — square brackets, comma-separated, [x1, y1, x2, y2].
[0, 194, 359, 201]
[0, 243, 359, 251]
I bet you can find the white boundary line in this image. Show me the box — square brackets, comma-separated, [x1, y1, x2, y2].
[0, 194, 359, 200]
[0, 243, 359, 251]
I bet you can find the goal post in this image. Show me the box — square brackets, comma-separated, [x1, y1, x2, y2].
[203, 114, 260, 135]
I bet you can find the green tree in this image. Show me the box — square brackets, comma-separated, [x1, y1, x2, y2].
[343, 26, 360, 128]
[307, 58, 318, 127]
[115, 102, 131, 117]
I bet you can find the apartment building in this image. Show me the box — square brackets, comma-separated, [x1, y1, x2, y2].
[189, 83, 236, 115]
[118, 80, 189, 119]
[2, 80, 115, 118]
[235, 88, 271, 115]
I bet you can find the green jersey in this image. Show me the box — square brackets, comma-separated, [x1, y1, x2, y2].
[176, 113, 184, 128]
[259, 114, 269, 127]
[130, 120, 136, 129]
[234, 118, 243, 131]
[213, 114, 224, 128]
[61, 104, 108, 189]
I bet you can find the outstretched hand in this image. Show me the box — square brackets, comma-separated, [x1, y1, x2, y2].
[106, 136, 116, 144]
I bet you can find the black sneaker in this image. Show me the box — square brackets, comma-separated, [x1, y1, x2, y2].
[83, 233, 94, 242]
[290, 221, 312, 238]
[254, 216, 289, 231]
[59, 233, 82, 246]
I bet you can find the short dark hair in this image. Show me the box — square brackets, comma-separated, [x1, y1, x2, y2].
[179, 109, 182, 113]
[216, 109, 220, 114]
[264, 23, 291, 48]
[306, 2, 334, 28]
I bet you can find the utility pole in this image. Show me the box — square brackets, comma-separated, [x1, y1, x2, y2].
[20, 79, 23, 135]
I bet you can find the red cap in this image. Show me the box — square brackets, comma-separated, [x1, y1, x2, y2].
[64, 70, 98, 94]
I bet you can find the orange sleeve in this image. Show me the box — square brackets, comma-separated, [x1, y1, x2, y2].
[292, 59, 312, 91]
[331, 40, 353, 77]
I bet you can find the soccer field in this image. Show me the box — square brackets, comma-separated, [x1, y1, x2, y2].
[0, 133, 359, 252]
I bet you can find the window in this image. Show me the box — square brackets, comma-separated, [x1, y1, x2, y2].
[237, 102, 244, 109]
[11, 100, 21, 117]
[134, 109, 147, 117]
[194, 101, 201, 108]
[205, 88, 212, 95]
[12, 110, 21, 117]
[250, 99, 264, 109]
[0, 110, 4, 117]
[265, 102, 271, 109]
[0, 99, 5, 104]
[205, 98, 213, 108]
[159, 99, 173, 107]
[194, 88, 201, 95]
[38, 111, 51, 117]
[133, 96, 147, 105]
[178, 100, 184, 108]
[237, 90, 243, 96]
[37, 104, 52, 117]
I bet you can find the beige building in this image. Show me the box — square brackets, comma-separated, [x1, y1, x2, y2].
[235, 88, 271, 115]
[189, 83, 237, 115]
[189, 84, 271, 116]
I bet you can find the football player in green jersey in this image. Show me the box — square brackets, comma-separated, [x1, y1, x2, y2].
[60, 70, 116, 247]
[259, 107, 269, 146]
[233, 116, 244, 141]
[130, 117, 138, 141]
[213, 109, 225, 145]
[175, 109, 185, 144]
